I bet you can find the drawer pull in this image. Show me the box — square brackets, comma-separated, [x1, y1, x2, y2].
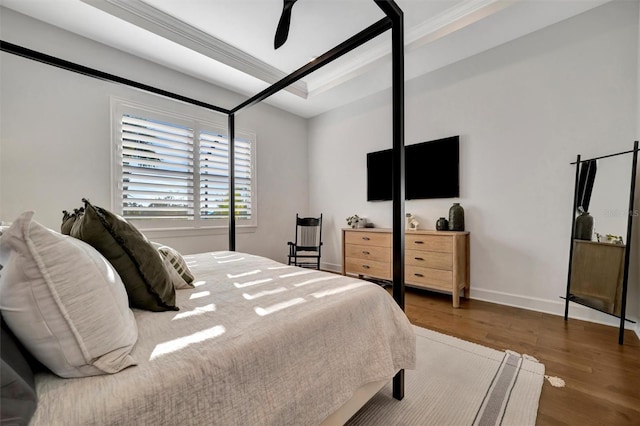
[362, 265, 370, 269]
[414, 241, 424, 244]
[362, 251, 370, 255]
[362, 237, 370, 241]
[414, 257, 424, 261]
[414, 273, 424, 277]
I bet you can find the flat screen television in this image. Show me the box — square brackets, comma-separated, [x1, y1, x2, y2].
[367, 136, 459, 201]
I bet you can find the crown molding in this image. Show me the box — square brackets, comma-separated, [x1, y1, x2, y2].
[307, 0, 510, 96]
[81, 0, 308, 99]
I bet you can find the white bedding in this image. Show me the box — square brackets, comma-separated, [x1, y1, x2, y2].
[30, 251, 416, 426]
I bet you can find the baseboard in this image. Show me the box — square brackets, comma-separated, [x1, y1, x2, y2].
[323, 262, 639, 335]
[321, 262, 342, 274]
[471, 287, 637, 331]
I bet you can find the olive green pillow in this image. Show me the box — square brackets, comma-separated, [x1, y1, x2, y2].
[70, 199, 177, 312]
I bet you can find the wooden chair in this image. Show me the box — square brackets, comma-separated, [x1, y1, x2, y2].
[287, 214, 323, 269]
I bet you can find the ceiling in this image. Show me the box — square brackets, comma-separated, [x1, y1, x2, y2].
[0, 0, 613, 117]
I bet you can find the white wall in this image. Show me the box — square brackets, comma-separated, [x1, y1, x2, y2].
[0, 8, 308, 262]
[309, 0, 640, 326]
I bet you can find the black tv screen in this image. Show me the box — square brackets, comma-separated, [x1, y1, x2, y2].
[366, 136, 459, 201]
[367, 148, 394, 201]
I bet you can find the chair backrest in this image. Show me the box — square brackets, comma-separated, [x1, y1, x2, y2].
[295, 214, 322, 250]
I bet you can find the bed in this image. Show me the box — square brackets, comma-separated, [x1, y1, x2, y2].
[26, 251, 415, 425]
[1, 1, 410, 423]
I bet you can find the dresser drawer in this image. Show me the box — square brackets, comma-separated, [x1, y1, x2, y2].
[345, 244, 391, 263]
[406, 249, 452, 270]
[405, 265, 452, 290]
[345, 257, 391, 280]
[345, 231, 391, 247]
[406, 234, 452, 253]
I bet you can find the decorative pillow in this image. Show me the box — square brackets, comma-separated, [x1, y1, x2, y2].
[1, 315, 37, 425]
[0, 211, 138, 378]
[60, 208, 84, 235]
[70, 199, 177, 311]
[152, 243, 195, 290]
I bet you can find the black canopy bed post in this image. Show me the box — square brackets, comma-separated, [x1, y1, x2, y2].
[228, 113, 236, 251]
[374, 0, 405, 400]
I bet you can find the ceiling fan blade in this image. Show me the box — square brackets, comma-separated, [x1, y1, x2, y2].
[274, 0, 298, 49]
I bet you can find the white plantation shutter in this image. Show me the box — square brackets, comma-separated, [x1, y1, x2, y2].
[233, 138, 253, 221]
[114, 102, 255, 227]
[199, 131, 252, 221]
[121, 114, 194, 219]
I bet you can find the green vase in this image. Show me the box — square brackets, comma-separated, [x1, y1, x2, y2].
[448, 203, 465, 231]
[436, 217, 448, 231]
[575, 210, 593, 241]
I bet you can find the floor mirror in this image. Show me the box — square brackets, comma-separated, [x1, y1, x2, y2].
[564, 141, 638, 344]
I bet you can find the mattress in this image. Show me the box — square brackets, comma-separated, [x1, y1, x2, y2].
[30, 251, 416, 425]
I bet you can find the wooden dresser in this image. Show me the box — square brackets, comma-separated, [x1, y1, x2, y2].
[342, 228, 470, 307]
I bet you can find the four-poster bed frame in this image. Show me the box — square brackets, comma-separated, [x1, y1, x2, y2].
[1, 0, 407, 399]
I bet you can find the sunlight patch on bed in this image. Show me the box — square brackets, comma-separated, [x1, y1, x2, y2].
[234, 278, 272, 288]
[190, 291, 210, 299]
[227, 270, 261, 278]
[293, 276, 340, 287]
[243, 287, 287, 300]
[150, 325, 225, 360]
[255, 298, 306, 316]
[172, 304, 216, 320]
[280, 270, 316, 278]
[192, 280, 207, 287]
[311, 282, 368, 298]
[218, 257, 245, 263]
[212, 253, 236, 259]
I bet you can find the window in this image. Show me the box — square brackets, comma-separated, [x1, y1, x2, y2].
[112, 100, 256, 230]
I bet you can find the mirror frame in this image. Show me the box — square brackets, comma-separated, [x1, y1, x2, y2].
[564, 140, 638, 344]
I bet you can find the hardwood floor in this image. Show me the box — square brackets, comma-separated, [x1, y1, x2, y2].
[397, 288, 640, 426]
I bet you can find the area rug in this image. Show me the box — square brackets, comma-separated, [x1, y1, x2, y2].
[346, 326, 545, 426]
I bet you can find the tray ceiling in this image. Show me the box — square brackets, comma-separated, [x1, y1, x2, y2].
[0, 0, 612, 117]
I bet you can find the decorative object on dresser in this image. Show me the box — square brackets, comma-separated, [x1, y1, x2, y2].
[448, 203, 465, 231]
[346, 215, 361, 229]
[357, 218, 368, 228]
[435, 217, 448, 231]
[405, 213, 419, 230]
[342, 228, 470, 307]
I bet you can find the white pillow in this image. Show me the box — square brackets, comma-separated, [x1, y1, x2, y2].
[0, 212, 138, 378]
[151, 242, 195, 290]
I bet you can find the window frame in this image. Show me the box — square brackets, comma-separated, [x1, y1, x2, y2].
[110, 97, 257, 234]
